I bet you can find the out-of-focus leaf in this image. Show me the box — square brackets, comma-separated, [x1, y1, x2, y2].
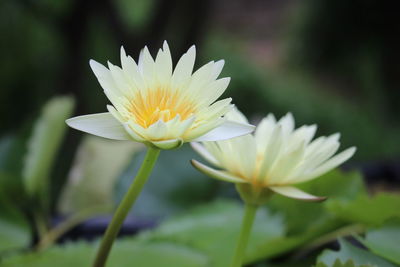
[135, 200, 285, 267]
[246, 170, 366, 263]
[22, 96, 75, 197]
[317, 239, 396, 267]
[269, 170, 366, 235]
[58, 136, 141, 214]
[315, 259, 374, 267]
[326, 193, 400, 227]
[0, 173, 30, 253]
[116, 145, 216, 218]
[357, 221, 400, 264]
[0, 240, 209, 267]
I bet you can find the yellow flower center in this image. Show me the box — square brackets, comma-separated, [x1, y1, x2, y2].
[128, 88, 196, 128]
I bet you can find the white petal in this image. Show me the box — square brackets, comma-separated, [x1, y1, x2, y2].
[190, 142, 220, 167]
[155, 43, 172, 85]
[297, 147, 356, 183]
[211, 60, 225, 79]
[258, 125, 283, 180]
[269, 186, 326, 202]
[146, 120, 168, 140]
[89, 60, 119, 96]
[120, 46, 145, 89]
[278, 112, 295, 136]
[141, 46, 156, 87]
[192, 120, 255, 142]
[152, 139, 183, 150]
[224, 106, 249, 124]
[66, 113, 131, 141]
[191, 160, 246, 183]
[172, 45, 196, 88]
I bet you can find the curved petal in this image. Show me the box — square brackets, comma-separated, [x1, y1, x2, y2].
[296, 147, 357, 183]
[190, 142, 220, 167]
[152, 139, 183, 150]
[191, 160, 246, 184]
[66, 113, 131, 140]
[192, 120, 255, 142]
[269, 186, 326, 202]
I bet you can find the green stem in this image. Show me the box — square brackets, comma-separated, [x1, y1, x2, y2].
[231, 203, 258, 267]
[93, 146, 160, 267]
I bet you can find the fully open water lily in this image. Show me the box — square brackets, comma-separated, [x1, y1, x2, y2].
[66, 41, 254, 149]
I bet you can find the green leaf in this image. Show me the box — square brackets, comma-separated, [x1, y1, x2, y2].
[0, 240, 209, 267]
[58, 136, 141, 214]
[245, 170, 366, 263]
[135, 200, 285, 267]
[315, 259, 375, 267]
[269, 170, 366, 235]
[22, 96, 75, 198]
[357, 221, 400, 265]
[0, 173, 30, 253]
[317, 238, 396, 267]
[326, 193, 400, 227]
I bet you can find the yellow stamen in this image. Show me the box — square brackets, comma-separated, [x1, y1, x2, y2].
[127, 88, 196, 128]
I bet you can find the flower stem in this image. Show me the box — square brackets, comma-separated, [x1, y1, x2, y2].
[231, 203, 258, 267]
[93, 146, 160, 267]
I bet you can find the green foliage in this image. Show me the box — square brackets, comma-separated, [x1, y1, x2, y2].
[357, 221, 400, 265]
[0, 240, 209, 267]
[22, 96, 75, 198]
[315, 259, 374, 267]
[135, 200, 284, 267]
[317, 239, 396, 267]
[327, 193, 400, 227]
[0, 173, 30, 253]
[58, 136, 141, 214]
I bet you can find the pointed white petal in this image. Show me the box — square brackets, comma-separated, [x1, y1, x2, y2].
[146, 120, 168, 140]
[211, 60, 225, 79]
[297, 147, 356, 183]
[224, 106, 249, 124]
[279, 112, 295, 137]
[190, 142, 220, 167]
[152, 139, 183, 150]
[66, 113, 130, 140]
[269, 186, 326, 202]
[172, 45, 196, 88]
[191, 160, 246, 183]
[155, 44, 172, 85]
[258, 125, 283, 180]
[192, 120, 255, 142]
[89, 60, 120, 96]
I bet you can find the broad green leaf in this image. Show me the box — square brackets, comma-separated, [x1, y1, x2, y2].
[317, 238, 396, 267]
[22, 96, 75, 197]
[116, 145, 217, 218]
[357, 221, 400, 264]
[268, 170, 366, 235]
[0, 240, 209, 267]
[58, 136, 141, 214]
[326, 193, 400, 226]
[135, 200, 285, 267]
[315, 259, 375, 267]
[246, 170, 366, 262]
[0, 173, 30, 253]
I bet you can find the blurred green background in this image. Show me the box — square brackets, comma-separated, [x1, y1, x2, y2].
[1, 0, 400, 266]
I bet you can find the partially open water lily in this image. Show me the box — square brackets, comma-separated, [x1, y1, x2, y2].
[192, 108, 356, 202]
[66, 41, 254, 149]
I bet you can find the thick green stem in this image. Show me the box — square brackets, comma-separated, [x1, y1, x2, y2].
[93, 146, 160, 267]
[231, 203, 258, 267]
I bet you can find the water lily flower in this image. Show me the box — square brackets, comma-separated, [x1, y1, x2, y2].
[66, 41, 254, 149]
[191, 108, 356, 202]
